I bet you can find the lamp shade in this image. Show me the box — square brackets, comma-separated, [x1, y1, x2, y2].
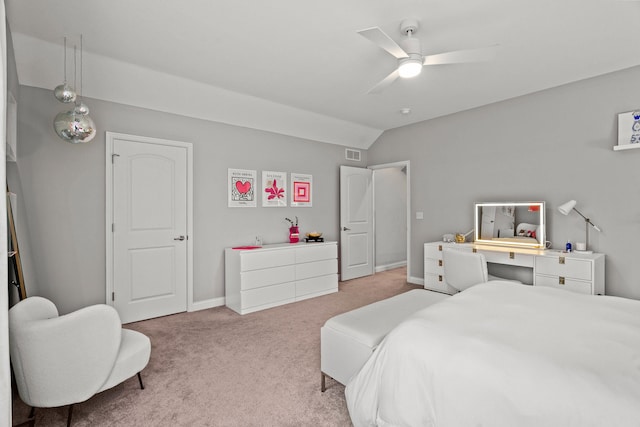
[558, 200, 576, 216]
[398, 58, 422, 78]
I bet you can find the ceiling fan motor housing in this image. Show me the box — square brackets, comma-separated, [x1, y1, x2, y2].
[400, 37, 421, 55]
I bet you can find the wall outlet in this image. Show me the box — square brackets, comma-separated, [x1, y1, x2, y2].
[416, 211, 424, 220]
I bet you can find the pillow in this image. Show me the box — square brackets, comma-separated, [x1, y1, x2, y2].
[516, 223, 537, 239]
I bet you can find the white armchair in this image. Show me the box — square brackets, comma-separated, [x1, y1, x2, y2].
[9, 296, 151, 426]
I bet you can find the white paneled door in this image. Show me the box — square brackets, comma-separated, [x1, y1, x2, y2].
[340, 165, 374, 281]
[107, 133, 192, 324]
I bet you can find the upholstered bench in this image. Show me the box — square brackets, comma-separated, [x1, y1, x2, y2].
[320, 289, 449, 391]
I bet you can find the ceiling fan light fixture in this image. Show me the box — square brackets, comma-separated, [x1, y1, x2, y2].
[398, 56, 422, 78]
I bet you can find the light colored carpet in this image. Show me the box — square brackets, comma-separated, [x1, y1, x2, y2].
[12, 267, 419, 426]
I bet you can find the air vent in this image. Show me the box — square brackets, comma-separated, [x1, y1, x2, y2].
[345, 148, 361, 162]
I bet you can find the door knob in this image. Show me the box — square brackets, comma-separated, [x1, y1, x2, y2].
[342, 227, 351, 231]
[174, 236, 186, 241]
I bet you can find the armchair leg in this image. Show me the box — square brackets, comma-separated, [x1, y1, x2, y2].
[66, 404, 74, 427]
[28, 407, 35, 419]
[137, 372, 145, 390]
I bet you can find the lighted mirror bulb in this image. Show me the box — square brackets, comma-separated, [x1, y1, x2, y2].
[53, 110, 96, 143]
[398, 59, 422, 78]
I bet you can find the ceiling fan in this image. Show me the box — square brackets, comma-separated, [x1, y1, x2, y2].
[358, 18, 498, 94]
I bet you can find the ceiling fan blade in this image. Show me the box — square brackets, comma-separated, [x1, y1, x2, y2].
[423, 45, 499, 65]
[358, 27, 409, 59]
[367, 69, 400, 94]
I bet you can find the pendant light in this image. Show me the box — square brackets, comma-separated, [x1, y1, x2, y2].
[53, 35, 96, 144]
[53, 37, 76, 103]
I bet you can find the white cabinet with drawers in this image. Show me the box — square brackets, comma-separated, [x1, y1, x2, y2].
[534, 252, 604, 295]
[424, 242, 605, 295]
[225, 242, 338, 314]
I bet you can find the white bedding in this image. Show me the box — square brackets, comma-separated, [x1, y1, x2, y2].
[345, 282, 640, 427]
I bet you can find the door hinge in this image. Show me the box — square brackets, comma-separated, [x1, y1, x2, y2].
[112, 223, 115, 232]
[111, 292, 115, 301]
[111, 153, 120, 163]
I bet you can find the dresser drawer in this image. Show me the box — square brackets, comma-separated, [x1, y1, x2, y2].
[535, 275, 592, 295]
[241, 249, 295, 271]
[296, 259, 337, 280]
[481, 250, 534, 268]
[241, 265, 296, 290]
[424, 257, 444, 275]
[425, 244, 446, 259]
[424, 273, 445, 289]
[296, 244, 337, 263]
[535, 256, 592, 281]
[296, 274, 338, 298]
[241, 282, 296, 309]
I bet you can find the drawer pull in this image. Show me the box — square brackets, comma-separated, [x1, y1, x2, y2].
[438, 260, 443, 267]
[472, 248, 477, 253]
[559, 277, 565, 285]
[438, 245, 442, 251]
[438, 275, 443, 282]
[559, 257, 565, 265]
[509, 252, 515, 259]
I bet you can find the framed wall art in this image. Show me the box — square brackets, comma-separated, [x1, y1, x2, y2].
[262, 170, 287, 207]
[615, 110, 640, 151]
[290, 173, 312, 207]
[228, 168, 257, 207]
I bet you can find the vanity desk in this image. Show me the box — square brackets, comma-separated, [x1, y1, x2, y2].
[424, 241, 605, 295]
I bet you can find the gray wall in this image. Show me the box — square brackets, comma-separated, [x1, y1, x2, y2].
[374, 166, 407, 267]
[15, 85, 365, 314]
[368, 65, 640, 300]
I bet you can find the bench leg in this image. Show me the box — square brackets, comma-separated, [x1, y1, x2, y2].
[321, 372, 326, 392]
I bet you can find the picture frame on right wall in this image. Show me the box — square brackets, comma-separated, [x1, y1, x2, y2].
[615, 110, 640, 151]
[290, 173, 312, 207]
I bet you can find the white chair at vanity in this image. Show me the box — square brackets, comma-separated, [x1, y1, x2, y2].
[443, 249, 521, 292]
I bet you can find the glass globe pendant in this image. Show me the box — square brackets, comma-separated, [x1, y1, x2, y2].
[53, 109, 96, 143]
[53, 37, 76, 103]
[53, 35, 96, 144]
[53, 83, 76, 103]
[73, 101, 90, 115]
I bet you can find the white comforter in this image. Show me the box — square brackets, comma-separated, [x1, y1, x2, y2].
[345, 282, 640, 427]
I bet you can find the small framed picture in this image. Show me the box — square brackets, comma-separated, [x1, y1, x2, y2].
[290, 173, 312, 207]
[228, 168, 257, 207]
[617, 110, 640, 148]
[262, 171, 287, 207]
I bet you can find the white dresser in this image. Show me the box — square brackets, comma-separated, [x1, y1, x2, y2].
[424, 241, 605, 295]
[225, 241, 338, 314]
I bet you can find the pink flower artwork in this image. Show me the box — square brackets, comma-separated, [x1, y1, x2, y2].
[265, 179, 285, 200]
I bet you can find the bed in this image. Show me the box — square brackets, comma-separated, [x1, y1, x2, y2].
[345, 281, 640, 427]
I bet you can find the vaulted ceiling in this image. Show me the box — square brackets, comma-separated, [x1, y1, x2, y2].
[6, 0, 640, 148]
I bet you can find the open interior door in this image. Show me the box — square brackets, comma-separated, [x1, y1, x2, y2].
[340, 165, 374, 281]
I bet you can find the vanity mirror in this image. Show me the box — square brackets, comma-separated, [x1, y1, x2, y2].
[474, 202, 546, 248]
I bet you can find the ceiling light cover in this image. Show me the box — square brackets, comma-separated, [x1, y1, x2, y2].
[398, 58, 422, 78]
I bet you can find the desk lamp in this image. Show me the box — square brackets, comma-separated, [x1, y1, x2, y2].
[557, 200, 601, 253]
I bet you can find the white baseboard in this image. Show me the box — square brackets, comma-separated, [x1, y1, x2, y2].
[375, 261, 407, 273]
[408, 276, 424, 286]
[189, 296, 225, 312]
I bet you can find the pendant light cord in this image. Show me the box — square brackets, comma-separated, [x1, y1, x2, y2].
[63, 37, 67, 84]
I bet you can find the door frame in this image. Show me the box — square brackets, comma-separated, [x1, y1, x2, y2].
[368, 161, 411, 284]
[105, 132, 194, 312]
